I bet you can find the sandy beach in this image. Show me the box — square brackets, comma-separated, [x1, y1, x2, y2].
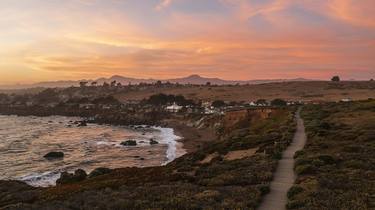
[164, 119, 217, 154]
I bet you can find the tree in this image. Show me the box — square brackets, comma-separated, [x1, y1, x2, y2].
[271, 99, 287, 106]
[91, 81, 97, 86]
[92, 96, 120, 105]
[212, 100, 226, 108]
[331, 76, 340, 82]
[206, 82, 211, 86]
[79, 81, 88, 88]
[146, 93, 168, 105]
[256, 99, 267, 105]
[103, 82, 110, 88]
[229, 101, 237, 106]
[110, 80, 117, 87]
[145, 94, 195, 106]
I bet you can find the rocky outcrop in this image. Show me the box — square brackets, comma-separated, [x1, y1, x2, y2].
[88, 168, 112, 178]
[121, 140, 137, 146]
[56, 169, 87, 185]
[43, 152, 64, 159]
[150, 139, 159, 145]
[77, 121, 87, 127]
[0, 180, 39, 208]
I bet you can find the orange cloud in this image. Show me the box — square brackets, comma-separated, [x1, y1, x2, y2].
[329, 0, 375, 28]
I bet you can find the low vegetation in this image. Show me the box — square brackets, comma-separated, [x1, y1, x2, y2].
[287, 100, 375, 209]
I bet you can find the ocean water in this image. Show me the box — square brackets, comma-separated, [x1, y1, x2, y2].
[0, 115, 186, 187]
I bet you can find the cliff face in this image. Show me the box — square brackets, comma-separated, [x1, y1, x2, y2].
[223, 108, 275, 130]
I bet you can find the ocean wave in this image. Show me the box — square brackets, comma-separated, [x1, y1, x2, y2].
[19, 171, 62, 187]
[153, 127, 187, 165]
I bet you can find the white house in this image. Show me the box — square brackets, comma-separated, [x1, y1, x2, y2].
[166, 103, 183, 113]
[79, 103, 95, 109]
[341, 98, 352, 102]
[249, 101, 257, 106]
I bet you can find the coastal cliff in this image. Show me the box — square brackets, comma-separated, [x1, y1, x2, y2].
[0, 107, 296, 210]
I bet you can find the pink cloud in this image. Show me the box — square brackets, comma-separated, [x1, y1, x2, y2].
[155, 0, 173, 11]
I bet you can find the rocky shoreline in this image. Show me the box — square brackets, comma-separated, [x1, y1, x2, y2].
[0, 105, 218, 154]
[0, 106, 218, 188]
[0, 105, 168, 126]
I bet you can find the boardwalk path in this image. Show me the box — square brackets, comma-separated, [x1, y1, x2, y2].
[257, 108, 307, 210]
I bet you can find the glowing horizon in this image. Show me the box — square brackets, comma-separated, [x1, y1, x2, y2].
[0, 0, 374, 85]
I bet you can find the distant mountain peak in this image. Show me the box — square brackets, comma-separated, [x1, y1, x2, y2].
[0, 74, 314, 89]
[187, 74, 202, 78]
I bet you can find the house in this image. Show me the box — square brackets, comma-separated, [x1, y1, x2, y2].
[123, 100, 140, 105]
[341, 98, 352, 102]
[310, 100, 325, 105]
[166, 103, 183, 113]
[249, 101, 257, 106]
[79, 103, 96, 109]
[204, 107, 216, 114]
[101, 105, 113, 110]
[204, 107, 224, 115]
[45, 102, 59, 108]
[255, 101, 269, 106]
[26, 101, 35, 107]
[287, 101, 296, 106]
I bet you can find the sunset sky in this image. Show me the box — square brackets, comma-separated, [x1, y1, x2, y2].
[0, 0, 374, 84]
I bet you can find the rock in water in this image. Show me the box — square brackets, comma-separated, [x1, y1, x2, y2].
[43, 152, 64, 159]
[56, 169, 87, 185]
[74, 169, 87, 179]
[150, 139, 159, 145]
[88, 167, 112, 178]
[77, 121, 87, 127]
[121, 140, 137, 146]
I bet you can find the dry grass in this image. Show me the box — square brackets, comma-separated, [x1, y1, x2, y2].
[115, 81, 375, 102]
[199, 152, 219, 164]
[224, 148, 258, 161]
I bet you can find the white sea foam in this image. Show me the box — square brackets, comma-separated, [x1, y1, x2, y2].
[153, 127, 187, 165]
[19, 171, 61, 187]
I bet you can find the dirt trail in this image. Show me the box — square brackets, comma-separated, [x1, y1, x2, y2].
[257, 108, 307, 210]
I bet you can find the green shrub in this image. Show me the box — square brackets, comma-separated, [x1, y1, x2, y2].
[317, 155, 335, 164]
[295, 164, 316, 175]
[319, 122, 331, 129]
[257, 184, 270, 196]
[294, 150, 304, 159]
[287, 186, 304, 199]
[295, 158, 312, 167]
[286, 200, 305, 209]
[272, 151, 282, 160]
[311, 159, 325, 167]
[343, 160, 371, 170]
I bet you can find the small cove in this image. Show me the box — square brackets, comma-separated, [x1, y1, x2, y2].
[0, 115, 186, 187]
